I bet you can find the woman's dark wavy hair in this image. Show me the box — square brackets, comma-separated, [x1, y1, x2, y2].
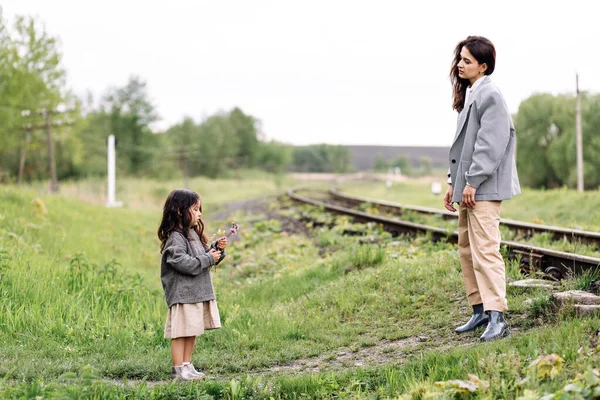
[450, 36, 496, 112]
[158, 189, 208, 253]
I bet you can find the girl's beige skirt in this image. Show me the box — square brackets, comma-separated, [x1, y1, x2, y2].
[164, 300, 221, 339]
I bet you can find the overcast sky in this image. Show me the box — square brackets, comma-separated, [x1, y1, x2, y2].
[2, 0, 599, 147]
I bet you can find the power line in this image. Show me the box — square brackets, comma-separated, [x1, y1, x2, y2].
[0, 103, 35, 111]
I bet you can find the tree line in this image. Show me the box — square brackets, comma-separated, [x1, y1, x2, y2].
[0, 14, 354, 185]
[1, 13, 598, 188]
[373, 155, 433, 177]
[514, 92, 600, 189]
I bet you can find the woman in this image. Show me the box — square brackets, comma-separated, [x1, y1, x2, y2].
[444, 36, 520, 342]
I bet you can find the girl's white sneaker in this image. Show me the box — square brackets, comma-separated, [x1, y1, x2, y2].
[185, 363, 206, 379]
[172, 365, 198, 381]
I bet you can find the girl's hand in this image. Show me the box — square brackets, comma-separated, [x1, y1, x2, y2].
[217, 236, 228, 250]
[209, 248, 221, 263]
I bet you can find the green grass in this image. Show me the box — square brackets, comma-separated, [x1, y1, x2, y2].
[1, 178, 600, 399]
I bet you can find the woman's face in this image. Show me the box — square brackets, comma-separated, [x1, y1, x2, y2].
[457, 46, 486, 83]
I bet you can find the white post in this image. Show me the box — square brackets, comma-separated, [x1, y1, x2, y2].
[576, 73, 584, 192]
[106, 135, 123, 207]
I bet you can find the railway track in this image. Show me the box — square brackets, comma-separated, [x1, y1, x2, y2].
[287, 188, 600, 280]
[328, 188, 600, 248]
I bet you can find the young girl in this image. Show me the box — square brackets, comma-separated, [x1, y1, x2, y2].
[158, 189, 228, 380]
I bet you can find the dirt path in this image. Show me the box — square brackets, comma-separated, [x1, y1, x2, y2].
[96, 325, 523, 388]
[260, 326, 526, 374]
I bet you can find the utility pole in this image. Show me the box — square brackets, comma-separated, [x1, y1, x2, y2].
[576, 73, 584, 192]
[45, 110, 59, 193]
[183, 154, 190, 189]
[18, 128, 31, 185]
[21, 107, 75, 193]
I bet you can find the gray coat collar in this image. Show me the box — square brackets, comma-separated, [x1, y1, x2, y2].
[454, 75, 492, 142]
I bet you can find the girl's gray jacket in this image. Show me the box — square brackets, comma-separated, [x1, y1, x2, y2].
[160, 229, 224, 307]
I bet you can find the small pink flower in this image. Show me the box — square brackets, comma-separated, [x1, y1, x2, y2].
[227, 222, 240, 237]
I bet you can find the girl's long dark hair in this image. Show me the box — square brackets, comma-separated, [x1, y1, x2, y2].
[450, 36, 496, 112]
[158, 189, 208, 253]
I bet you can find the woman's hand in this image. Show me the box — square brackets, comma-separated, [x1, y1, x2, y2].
[462, 184, 477, 208]
[217, 236, 228, 250]
[444, 185, 457, 212]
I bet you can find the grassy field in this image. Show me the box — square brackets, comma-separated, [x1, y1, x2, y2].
[26, 170, 299, 212]
[1, 175, 600, 399]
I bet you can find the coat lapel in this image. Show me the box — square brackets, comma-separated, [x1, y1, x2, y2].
[452, 76, 491, 145]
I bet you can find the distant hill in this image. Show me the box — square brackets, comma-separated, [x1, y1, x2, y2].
[345, 145, 449, 171]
